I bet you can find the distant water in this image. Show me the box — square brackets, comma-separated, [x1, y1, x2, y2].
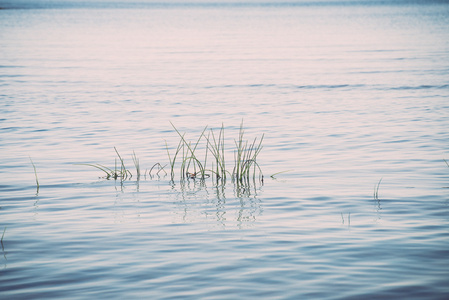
[1, 1, 449, 299]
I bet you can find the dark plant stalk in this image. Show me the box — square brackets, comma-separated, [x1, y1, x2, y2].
[132, 150, 140, 179]
[29, 157, 39, 193]
[149, 163, 167, 177]
[270, 170, 293, 178]
[1, 227, 6, 243]
[170, 122, 208, 179]
[114, 147, 131, 180]
[374, 178, 382, 200]
[165, 138, 183, 181]
[204, 124, 228, 182]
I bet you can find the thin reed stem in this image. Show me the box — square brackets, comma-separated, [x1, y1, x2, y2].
[132, 150, 141, 179]
[29, 157, 39, 193]
[374, 178, 382, 200]
[1, 227, 6, 243]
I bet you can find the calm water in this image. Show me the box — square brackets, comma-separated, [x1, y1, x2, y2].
[1, 0, 449, 299]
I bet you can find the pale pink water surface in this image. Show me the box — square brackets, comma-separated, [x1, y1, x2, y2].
[1, 1, 449, 299]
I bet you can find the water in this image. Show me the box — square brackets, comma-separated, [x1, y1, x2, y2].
[1, 1, 449, 299]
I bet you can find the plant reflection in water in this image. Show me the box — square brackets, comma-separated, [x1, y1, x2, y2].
[170, 176, 263, 228]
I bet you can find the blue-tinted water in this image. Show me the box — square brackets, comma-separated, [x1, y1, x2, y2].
[1, 1, 449, 299]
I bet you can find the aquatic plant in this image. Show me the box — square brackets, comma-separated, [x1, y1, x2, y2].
[148, 163, 167, 177]
[270, 170, 293, 179]
[29, 157, 39, 193]
[232, 121, 264, 184]
[114, 147, 131, 180]
[1, 227, 5, 245]
[165, 137, 183, 181]
[341, 212, 351, 226]
[81, 122, 265, 188]
[77, 147, 131, 180]
[204, 124, 229, 184]
[167, 121, 264, 184]
[170, 122, 209, 181]
[374, 178, 382, 201]
[132, 150, 141, 179]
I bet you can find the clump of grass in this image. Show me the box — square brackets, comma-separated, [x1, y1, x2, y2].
[81, 122, 266, 190]
[166, 121, 264, 185]
[29, 157, 39, 194]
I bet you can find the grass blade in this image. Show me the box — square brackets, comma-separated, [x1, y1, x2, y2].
[29, 157, 39, 193]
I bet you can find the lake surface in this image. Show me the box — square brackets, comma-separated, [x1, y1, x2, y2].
[1, 0, 449, 299]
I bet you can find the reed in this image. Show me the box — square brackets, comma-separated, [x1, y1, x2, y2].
[114, 147, 131, 180]
[204, 124, 228, 183]
[78, 147, 132, 180]
[82, 122, 266, 188]
[374, 178, 382, 200]
[1, 227, 5, 244]
[29, 157, 39, 193]
[270, 170, 293, 179]
[165, 138, 184, 181]
[170, 122, 208, 180]
[132, 150, 141, 179]
[233, 121, 264, 183]
[77, 163, 113, 179]
[164, 122, 264, 184]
